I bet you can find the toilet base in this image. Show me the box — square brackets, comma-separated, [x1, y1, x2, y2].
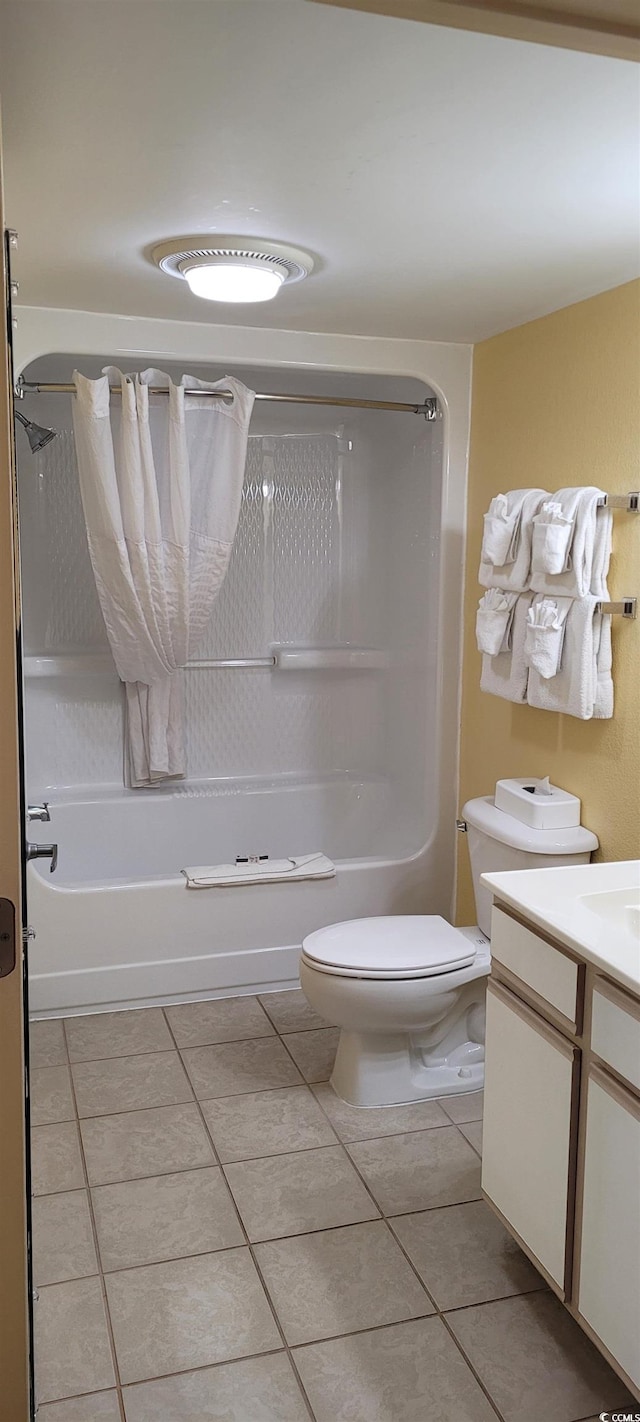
[330, 1028, 484, 1108]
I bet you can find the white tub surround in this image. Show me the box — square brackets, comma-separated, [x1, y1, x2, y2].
[16, 310, 470, 1015]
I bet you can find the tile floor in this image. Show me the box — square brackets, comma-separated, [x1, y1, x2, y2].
[29, 992, 633, 1421]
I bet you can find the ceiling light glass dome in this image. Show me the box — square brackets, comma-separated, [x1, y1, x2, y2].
[181, 256, 286, 303]
[151, 237, 315, 304]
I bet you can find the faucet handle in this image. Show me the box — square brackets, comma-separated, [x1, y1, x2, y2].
[26, 842, 57, 873]
[27, 803, 50, 823]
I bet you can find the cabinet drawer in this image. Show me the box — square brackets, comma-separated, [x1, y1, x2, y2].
[591, 979, 640, 1095]
[491, 906, 579, 1028]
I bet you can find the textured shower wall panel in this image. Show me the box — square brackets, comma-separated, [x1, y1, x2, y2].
[195, 449, 266, 659]
[21, 414, 417, 800]
[37, 430, 108, 650]
[272, 436, 341, 644]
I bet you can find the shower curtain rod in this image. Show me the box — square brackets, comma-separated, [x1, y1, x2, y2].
[15, 378, 439, 419]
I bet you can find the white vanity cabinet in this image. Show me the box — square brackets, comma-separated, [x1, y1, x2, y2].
[483, 899, 640, 1402]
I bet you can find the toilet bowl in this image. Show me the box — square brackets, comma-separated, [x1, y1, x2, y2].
[301, 919, 490, 1106]
[300, 794, 598, 1108]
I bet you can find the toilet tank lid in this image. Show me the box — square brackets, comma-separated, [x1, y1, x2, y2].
[462, 796, 599, 855]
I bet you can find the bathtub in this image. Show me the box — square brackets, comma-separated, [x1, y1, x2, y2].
[27, 776, 446, 1015]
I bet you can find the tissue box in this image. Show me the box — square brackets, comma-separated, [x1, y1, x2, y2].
[495, 778, 581, 831]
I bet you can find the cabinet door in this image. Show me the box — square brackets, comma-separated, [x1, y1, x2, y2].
[482, 978, 579, 1294]
[577, 1067, 640, 1393]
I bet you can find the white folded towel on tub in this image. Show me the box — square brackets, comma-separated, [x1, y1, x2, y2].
[182, 853, 336, 888]
[480, 593, 533, 704]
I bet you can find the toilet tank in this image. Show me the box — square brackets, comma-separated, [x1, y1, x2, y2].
[462, 796, 598, 939]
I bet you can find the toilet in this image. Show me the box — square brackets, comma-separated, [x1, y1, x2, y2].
[300, 794, 598, 1107]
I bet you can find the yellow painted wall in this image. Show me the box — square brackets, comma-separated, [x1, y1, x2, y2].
[457, 279, 640, 923]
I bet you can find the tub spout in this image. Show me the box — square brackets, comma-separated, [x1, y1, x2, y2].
[28, 803, 50, 823]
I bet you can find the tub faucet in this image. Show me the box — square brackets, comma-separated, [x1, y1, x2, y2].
[27, 803, 50, 823]
[26, 842, 58, 873]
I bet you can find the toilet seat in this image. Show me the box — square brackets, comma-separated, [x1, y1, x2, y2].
[301, 915, 477, 980]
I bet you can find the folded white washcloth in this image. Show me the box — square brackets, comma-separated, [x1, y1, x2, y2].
[182, 853, 336, 888]
[531, 501, 575, 575]
[476, 589, 519, 656]
[524, 595, 572, 679]
[479, 490, 548, 592]
[530, 487, 607, 599]
[482, 495, 519, 567]
[480, 593, 533, 704]
[527, 597, 611, 720]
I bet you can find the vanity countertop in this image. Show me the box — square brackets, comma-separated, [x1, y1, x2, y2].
[481, 859, 640, 996]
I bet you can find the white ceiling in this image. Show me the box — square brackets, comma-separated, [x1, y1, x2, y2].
[0, 0, 637, 342]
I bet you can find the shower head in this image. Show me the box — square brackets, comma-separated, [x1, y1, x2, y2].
[15, 409, 57, 453]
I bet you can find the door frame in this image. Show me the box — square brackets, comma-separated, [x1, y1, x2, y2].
[0, 167, 32, 1422]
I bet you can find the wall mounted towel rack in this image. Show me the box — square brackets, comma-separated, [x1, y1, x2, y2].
[596, 491, 639, 511]
[594, 598, 637, 619]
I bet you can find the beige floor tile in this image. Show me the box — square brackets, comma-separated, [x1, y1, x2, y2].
[182, 1037, 303, 1099]
[65, 1008, 173, 1062]
[293, 1315, 498, 1422]
[35, 1277, 116, 1404]
[347, 1127, 482, 1215]
[439, 1090, 484, 1124]
[105, 1248, 281, 1383]
[259, 988, 330, 1033]
[201, 1085, 337, 1162]
[446, 1292, 636, 1422]
[31, 1122, 85, 1195]
[225, 1144, 379, 1242]
[92, 1167, 244, 1270]
[80, 1103, 214, 1185]
[256, 1220, 433, 1345]
[165, 995, 275, 1046]
[37, 1391, 120, 1421]
[459, 1120, 483, 1155]
[33, 1190, 98, 1285]
[282, 1028, 341, 1082]
[72, 1052, 192, 1117]
[122, 1354, 310, 1422]
[312, 1082, 450, 1141]
[392, 1201, 543, 1310]
[30, 1018, 67, 1068]
[31, 1065, 76, 1126]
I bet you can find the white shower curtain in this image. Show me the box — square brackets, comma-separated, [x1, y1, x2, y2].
[72, 367, 255, 786]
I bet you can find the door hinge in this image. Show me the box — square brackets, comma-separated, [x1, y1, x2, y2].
[0, 898, 16, 977]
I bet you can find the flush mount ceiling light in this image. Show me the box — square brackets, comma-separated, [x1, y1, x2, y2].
[151, 236, 314, 304]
